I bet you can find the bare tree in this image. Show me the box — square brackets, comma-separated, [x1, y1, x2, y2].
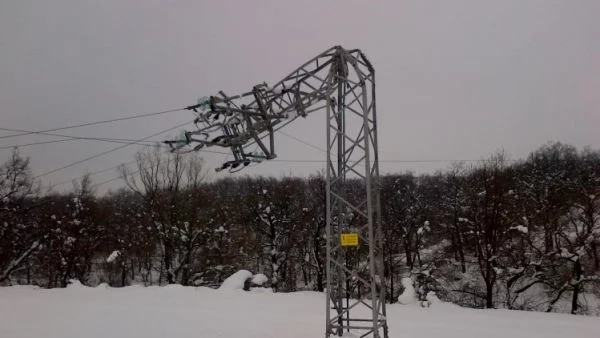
[462, 152, 517, 308]
[120, 146, 206, 284]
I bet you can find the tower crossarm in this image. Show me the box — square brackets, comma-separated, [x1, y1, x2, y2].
[165, 46, 353, 172]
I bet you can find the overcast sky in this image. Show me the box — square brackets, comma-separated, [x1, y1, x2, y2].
[1, 0, 598, 194]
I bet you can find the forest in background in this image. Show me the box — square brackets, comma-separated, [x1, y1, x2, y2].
[1, 142, 599, 315]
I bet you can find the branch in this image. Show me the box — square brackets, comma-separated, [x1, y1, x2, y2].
[572, 275, 600, 286]
[545, 281, 570, 313]
[0, 240, 41, 283]
[514, 279, 552, 294]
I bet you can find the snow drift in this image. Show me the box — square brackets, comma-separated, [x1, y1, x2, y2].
[1, 284, 597, 338]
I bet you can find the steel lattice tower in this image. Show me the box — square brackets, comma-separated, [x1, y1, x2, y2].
[166, 46, 388, 338]
[324, 48, 387, 338]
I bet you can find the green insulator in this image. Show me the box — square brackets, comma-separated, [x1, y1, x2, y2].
[197, 96, 211, 110]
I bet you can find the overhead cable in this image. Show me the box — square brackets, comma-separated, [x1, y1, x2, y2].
[33, 120, 193, 179]
[0, 107, 185, 140]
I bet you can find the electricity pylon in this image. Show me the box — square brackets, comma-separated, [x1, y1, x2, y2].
[166, 46, 388, 338]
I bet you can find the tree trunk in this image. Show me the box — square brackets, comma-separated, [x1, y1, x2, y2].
[313, 235, 324, 292]
[389, 260, 395, 303]
[404, 240, 412, 269]
[315, 259, 324, 292]
[158, 259, 164, 285]
[484, 259, 495, 308]
[591, 242, 599, 271]
[301, 263, 309, 288]
[544, 222, 555, 253]
[571, 259, 583, 315]
[453, 216, 466, 273]
[485, 280, 494, 308]
[61, 260, 74, 287]
[181, 244, 193, 286]
[121, 263, 127, 286]
[164, 240, 175, 284]
[270, 247, 278, 291]
[457, 243, 466, 273]
[26, 261, 31, 284]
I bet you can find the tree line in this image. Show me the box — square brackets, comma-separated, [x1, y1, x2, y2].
[1, 142, 599, 315]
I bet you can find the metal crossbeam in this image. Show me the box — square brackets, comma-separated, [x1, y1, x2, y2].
[166, 46, 388, 338]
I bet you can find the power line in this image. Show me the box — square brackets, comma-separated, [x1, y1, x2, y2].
[53, 156, 517, 191]
[0, 107, 185, 140]
[91, 169, 140, 190]
[269, 159, 521, 163]
[0, 127, 163, 145]
[87, 148, 234, 190]
[86, 158, 509, 191]
[83, 150, 232, 191]
[250, 131, 522, 164]
[29, 115, 512, 189]
[278, 130, 326, 153]
[0, 135, 161, 150]
[47, 159, 139, 190]
[45, 143, 230, 189]
[0, 139, 74, 150]
[33, 120, 192, 179]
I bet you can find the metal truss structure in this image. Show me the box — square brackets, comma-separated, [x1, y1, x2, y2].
[166, 46, 388, 338]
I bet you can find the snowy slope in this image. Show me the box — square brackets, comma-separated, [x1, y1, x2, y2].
[0, 284, 597, 338]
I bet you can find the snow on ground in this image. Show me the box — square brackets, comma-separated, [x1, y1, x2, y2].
[0, 284, 598, 338]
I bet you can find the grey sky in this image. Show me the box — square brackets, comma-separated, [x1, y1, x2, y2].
[1, 0, 598, 194]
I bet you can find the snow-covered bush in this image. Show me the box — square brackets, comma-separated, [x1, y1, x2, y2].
[397, 277, 417, 305]
[252, 273, 269, 287]
[219, 270, 253, 291]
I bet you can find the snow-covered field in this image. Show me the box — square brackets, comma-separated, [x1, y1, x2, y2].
[1, 283, 598, 338]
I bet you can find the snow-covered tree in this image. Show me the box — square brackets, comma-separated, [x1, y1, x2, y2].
[0, 149, 40, 284]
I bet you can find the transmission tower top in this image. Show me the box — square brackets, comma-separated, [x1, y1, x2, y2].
[164, 46, 373, 173]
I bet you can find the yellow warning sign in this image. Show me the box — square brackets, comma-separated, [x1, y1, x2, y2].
[340, 233, 359, 247]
